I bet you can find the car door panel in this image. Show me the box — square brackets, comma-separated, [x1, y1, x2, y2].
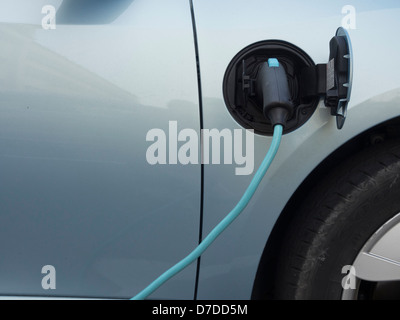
[0, 0, 200, 299]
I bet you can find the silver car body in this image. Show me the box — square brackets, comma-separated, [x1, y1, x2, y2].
[0, 0, 399, 299]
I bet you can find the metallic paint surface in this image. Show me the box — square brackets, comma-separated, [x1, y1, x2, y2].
[0, 0, 399, 300]
[193, 0, 400, 299]
[0, 0, 200, 299]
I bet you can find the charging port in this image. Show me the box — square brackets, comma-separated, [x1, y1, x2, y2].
[223, 28, 353, 134]
[223, 40, 318, 136]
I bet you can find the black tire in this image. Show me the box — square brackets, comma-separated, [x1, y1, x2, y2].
[274, 139, 400, 300]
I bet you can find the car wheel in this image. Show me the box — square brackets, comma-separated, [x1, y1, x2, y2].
[274, 139, 400, 300]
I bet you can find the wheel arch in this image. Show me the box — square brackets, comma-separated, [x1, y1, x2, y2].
[252, 115, 400, 299]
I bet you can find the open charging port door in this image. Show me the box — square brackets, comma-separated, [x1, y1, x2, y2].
[325, 27, 354, 129]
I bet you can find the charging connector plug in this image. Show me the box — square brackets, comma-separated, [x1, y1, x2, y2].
[256, 58, 294, 128]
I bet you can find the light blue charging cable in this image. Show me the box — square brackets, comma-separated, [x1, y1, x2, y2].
[131, 124, 283, 300]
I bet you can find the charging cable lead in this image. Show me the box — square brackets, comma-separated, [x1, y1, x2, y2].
[132, 124, 283, 300]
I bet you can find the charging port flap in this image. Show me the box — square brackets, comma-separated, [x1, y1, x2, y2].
[325, 27, 353, 129]
[300, 27, 353, 129]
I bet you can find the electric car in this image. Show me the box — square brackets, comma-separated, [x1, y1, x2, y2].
[0, 0, 400, 300]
